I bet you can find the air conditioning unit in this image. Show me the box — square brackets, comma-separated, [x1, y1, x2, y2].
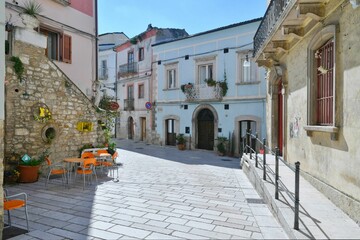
[52, 0, 71, 6]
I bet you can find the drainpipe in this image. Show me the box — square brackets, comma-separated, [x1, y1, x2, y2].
[115, 50, 118, 138]
[95, 0, 98, 95]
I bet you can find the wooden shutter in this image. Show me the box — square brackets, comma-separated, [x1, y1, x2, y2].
[62, 34, 72, 63]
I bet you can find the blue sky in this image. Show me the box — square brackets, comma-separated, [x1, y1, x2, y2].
[98, 0, 267, 38]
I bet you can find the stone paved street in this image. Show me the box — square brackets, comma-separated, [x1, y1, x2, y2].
[5, 139, 287, 239]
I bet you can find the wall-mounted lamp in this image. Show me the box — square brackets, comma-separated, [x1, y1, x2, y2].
[243, 54, 250, 68]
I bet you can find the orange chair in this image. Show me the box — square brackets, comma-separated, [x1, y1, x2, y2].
[3, 189, 29, 232]
[45, 157, 67, 188]
[102, 151, 122, 181]
[76, 158, 98, 190]
[82, 151, 102, 168]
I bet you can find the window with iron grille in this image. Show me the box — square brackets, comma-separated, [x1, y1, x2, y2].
[315, 39, 334, 125]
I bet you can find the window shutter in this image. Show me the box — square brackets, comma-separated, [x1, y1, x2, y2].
[62, 34, 72, 63]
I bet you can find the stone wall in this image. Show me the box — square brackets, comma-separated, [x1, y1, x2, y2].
[4, 38, 104, 171]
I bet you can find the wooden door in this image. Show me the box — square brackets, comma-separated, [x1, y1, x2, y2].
[140, 117, 146, 141]
[128, 117, 134, 139]
[197, 109, 214, 150]
[166, 119, 176, 146]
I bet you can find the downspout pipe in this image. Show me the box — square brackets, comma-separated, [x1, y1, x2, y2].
[95, 0, 98, 95]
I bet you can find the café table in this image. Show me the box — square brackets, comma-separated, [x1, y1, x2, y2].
[63, 158, 86, 185]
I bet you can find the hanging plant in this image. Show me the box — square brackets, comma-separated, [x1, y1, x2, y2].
[10, 56, 24, 80]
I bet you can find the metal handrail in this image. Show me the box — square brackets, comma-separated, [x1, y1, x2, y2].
[243, 129, 300, 230]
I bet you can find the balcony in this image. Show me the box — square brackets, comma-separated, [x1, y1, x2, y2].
[182, 83, 223, 102]
[98, 68, 108, 80]
[124, 99, 134, 111]
[254, 0, 329, 67]
[118, 62, 138, 78]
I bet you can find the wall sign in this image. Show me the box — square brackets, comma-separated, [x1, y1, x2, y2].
[145, 102, 152, 110]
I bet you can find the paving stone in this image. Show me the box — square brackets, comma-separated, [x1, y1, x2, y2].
[171, 230, 209, 239]
[164, 216, 188, 225]
[185, 220, 216, 230]
[172, 209, 202, 217]
[82, 227, 122, 239]
[115, 208, 147, 217]
[47, 228, 89, 239]
[131, 223, 173, 235]
[89, 220, 115, 230]
[190, 228, 232, 239]
[27, 229, 64, 240]
[145, 232, 181, 239]
[142, 213, 168, 221]
[213, 225, 252, 238]
[62, 223, 88, 232]
[146, 220, 170, 228]
[166, 223, 192, 233]
[107, 224, 151, 238]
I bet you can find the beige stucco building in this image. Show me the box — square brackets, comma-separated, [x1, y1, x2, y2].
[255, 0, 360, 222]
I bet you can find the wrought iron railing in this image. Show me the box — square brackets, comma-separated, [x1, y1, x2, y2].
[254, 0, 293, 56]
[123, 99, 134, 111]
[118, 62, 138, 78]
[183, 83, 223, 101]
[243, 129, 300, 230]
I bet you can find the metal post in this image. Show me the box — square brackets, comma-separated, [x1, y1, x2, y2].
[263, 138, 266, 180]
[294, 161, 300, 230]
[245, 129, 248, 155]
[249, 129, 252, 160]
[275, 147, 279, 200]
[255, 132, 258, 168]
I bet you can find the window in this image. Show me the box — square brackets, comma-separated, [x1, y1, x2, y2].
[128, 51, 135, 72]
[138, 84, 144, 98]
[315, 39, 334, 125]
[199, 64, 213, 83]
[138, 47, 144, 61]
[127, 85, 134, 100]
[195, 56, 216, 84]
[100, 60, 108, 79]
[306, 25, 336, 129]
[164, 63, 178, 89]
[40, 28, 72, 63]
[238, 52, 258, 83]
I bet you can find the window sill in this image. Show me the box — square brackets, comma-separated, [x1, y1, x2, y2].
[236, 81, 260, 86]
[304, 125, 339, 140]
[163, 88, 179, 91]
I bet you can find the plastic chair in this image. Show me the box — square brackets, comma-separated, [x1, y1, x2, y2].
[102, 151, 122, 181]
[76, 158, 98, 190]
[3, 189, 29, 232]
[45, 157, 67, 188]
[82, 151, 102, 168]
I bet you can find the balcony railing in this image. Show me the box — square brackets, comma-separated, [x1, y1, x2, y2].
[118, 62, 138, 78]
[98, 68, 108, 80]
[124, 99, 134, 111]
[254, 0, 293, 56]
[182, 83, 223, 101]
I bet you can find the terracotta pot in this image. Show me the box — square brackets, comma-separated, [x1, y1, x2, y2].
[177, 144, 186, 150]
[18, 165, 40, 183]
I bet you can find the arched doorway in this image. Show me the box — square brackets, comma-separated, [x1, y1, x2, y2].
[197, 109, 214, 150]
[128, 117, 134, 139]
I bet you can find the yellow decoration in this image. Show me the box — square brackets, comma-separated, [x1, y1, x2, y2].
[39, 107, 46, 117]
[77, 122, 93, 132]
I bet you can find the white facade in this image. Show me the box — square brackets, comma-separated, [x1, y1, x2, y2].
[5, 0, 96, 98]
[98, 32, 128, 99]
[153, 19, 266, 155]
[115, 26, 188, 142]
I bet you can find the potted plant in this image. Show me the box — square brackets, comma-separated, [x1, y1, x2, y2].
[20, 0, 42, 31]
[4, 169, 20, 184]
[176, 134, 187, 150]
[17, 149, 49, 183]
[204, 78, 217, 87]
[216, 136, 228, 156]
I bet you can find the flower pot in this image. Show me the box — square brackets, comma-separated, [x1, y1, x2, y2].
[20, 14, 40, 31]
[177, 144, 186, 150]
[18, 165, 40, 183]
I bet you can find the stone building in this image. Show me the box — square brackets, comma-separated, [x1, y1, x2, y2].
[4, 26, 105, 171]
[114, 25, 188, 143]
[254, 0, 360, 222]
